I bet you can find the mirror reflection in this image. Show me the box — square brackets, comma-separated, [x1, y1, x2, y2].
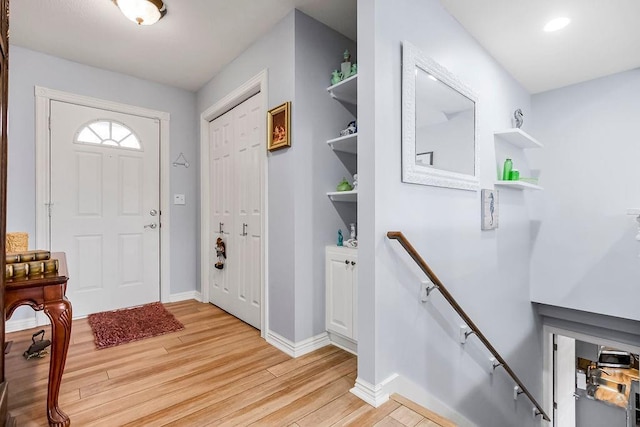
[415, 67, 475, 175]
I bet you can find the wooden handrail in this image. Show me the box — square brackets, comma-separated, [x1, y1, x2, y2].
[387, 231, 550, 422]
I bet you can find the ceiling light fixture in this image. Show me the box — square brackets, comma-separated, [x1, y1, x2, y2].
[113, 0, 167, 26]
[543, 17, 570, 32]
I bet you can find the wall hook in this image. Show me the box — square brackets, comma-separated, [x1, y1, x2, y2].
[172, 152, 190, 168]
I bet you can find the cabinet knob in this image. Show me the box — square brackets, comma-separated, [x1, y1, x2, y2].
[351, 261, 356, 266]
[344, 260, 349, 265]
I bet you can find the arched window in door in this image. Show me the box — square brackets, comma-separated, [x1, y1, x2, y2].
[75, 120, 142, 150]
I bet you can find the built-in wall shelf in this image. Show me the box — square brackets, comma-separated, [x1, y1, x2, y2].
[327, 190, 357, 202]
[327, 133, 357, 154]
[495, 180, 543, 191]
[494, 129, 543, 149]
[327, 75, 357, 105]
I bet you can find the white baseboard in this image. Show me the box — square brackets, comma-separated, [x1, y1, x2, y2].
[388, 375, 476, 427]
[327, 331, 357, 355]
[266, 330, 330, 358]
[166, 291, 203, 303]
[350, 374, 398, 408]
[6, 316, 38, 333]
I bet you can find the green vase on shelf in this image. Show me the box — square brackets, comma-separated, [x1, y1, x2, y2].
[502, 158, 513, 181]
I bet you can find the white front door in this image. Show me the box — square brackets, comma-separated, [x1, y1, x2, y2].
[209, 93, 262, 329]
[49, 100, 160, 316]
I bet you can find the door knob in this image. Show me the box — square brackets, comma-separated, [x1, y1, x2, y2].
[144, 223, 157, 229]
[344, 260, 349, 265]
[149, 209, 158, 216]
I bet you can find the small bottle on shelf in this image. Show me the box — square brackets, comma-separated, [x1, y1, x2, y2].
[502, 158, 513, 181]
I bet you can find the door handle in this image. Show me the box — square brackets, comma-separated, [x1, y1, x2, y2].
[149, 209, 158, 216]
[144, 223, 157, 229]
[219, 222, 224, 233]
[242, 223, 248, 236]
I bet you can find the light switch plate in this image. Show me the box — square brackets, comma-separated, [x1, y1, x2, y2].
[173, 194, 186, 205]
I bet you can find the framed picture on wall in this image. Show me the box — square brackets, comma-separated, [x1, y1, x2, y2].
[267, 101, 291, 151]
[481, 189, 499, 230]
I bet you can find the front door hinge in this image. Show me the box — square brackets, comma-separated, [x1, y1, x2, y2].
[553, 343, 558, 351]
[48, 115, 51, 130]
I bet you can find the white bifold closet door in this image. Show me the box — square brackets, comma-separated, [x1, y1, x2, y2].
[208, 93, 263, 329]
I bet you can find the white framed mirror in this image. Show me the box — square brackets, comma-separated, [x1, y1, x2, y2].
[402, 41, 479, 191]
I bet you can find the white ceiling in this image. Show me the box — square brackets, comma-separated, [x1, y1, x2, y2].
[9, 0, 357, 92]
[440, 0, 640, 93]
[9, 1, 640, 94]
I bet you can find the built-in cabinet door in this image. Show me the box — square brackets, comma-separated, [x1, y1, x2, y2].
[326, 246, 357, 340]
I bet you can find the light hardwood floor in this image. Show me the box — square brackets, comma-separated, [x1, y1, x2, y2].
[5, 300, 454, 426]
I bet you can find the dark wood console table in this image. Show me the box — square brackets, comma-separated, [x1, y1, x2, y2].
[5, 252, 71, 427]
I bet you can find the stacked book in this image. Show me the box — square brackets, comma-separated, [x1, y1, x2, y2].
[5, 250, 59, 279]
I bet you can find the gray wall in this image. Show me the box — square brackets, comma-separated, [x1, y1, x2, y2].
[530, 69, 640, 322]
[7, 46, 198, 321]
[196, 10, 356, 342]
[358, 0, 542, 425]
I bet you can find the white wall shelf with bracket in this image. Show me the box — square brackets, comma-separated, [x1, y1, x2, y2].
[495, 181, 543, 191]
[327, 75, 357, 105]
[327, 133, 357, 154]
[494, 128, 543, 149]
[326, 190, 357, 202]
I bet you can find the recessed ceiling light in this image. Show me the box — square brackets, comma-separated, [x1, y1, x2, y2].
[543, 17, 570, 32]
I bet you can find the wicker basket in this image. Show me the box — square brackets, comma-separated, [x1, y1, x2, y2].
[6, 232, 29, 253]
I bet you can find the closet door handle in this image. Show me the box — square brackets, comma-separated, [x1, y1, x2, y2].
[242, 223, 248, 236]
[344, 260, 349, 265]
[351, 261, 356, 266]
[219, 222, 224, 233]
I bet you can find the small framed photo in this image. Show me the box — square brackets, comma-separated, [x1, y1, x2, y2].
[416, 151, 434, 166]
[481, 189, 499, 230]
[267, 101, 291, 151]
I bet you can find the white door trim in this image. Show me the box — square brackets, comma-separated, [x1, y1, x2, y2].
[34, 86, 171, 306]
[200, 70, 268, 337]
[541, 324, 640, 426]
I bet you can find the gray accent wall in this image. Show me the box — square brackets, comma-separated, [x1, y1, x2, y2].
[196, 10, 356, 342]
[357, 0, 542, 425]
[530, 69, 640, 322]
[7, 46, 198, 321]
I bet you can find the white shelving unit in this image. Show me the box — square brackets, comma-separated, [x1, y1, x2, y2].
[327, 133, 357, 154]
[495, 181, 543, 191]
[326, 190, 357, 202]
[327, 75, 357, 105]
[494, 128, 543, 149]
[494, 128, 543, 191]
